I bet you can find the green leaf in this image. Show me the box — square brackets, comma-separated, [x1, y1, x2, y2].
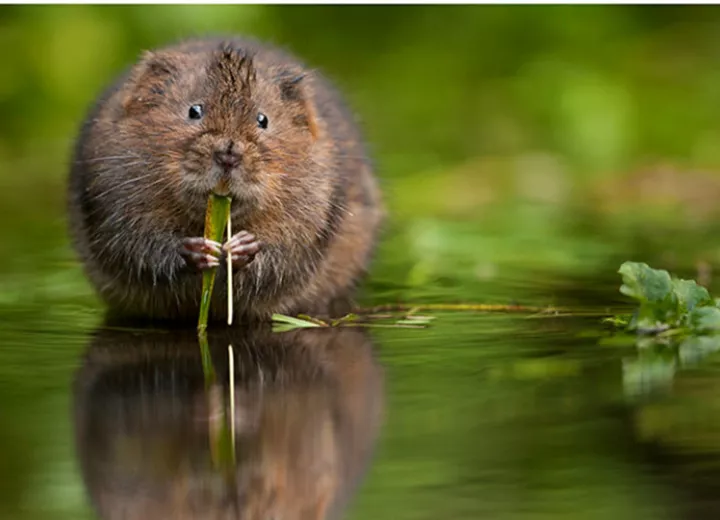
[672, 278, 712, 314]
[613, 261, 720, 337]
[602, 315, 630, 327]
[271, 313, 323, 331]
[689, 306, 720, 332]
[296, 314, 329, 326]
[618, 261, 672, 304]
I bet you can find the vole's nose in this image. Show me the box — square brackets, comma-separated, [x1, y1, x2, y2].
[213, 141, 243, 170]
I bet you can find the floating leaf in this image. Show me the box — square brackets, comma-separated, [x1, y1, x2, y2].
[271, 313, 323, 332]
[602, 315, 630, 328]
[331, 313, 360, 326]
[296, 314, 329, 326]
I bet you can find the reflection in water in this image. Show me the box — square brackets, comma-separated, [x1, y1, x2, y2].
[72, 325, 384, 520]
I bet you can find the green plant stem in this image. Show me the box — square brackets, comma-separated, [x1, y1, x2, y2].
[197, 193, 232, 332]
[356, 302, 556, 314]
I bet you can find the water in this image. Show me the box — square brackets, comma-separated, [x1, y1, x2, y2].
[4, 198, 720, 520]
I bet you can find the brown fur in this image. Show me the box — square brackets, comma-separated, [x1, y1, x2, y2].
[68, 36, 383, 322]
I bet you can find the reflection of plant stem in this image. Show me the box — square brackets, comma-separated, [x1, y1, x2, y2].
[202, 339, 237, 489]
[207, 383, 222, 468]
[229, 344, 236, 463]
[198, 331, 216, 388]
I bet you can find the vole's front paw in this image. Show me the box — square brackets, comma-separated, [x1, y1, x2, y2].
[180, 237, 222, 270]
[222, 231, 262, 268]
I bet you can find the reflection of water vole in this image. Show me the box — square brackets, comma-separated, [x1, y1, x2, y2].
[72, 325, 384, 520]
[68, 36, 383, 323]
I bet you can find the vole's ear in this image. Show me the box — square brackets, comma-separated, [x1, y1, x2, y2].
[276, 69, 318, 140]
[278, 71, 306, 102]
[121, 51, 178, 116]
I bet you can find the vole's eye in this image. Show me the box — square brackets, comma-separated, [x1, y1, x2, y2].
[257, 113, 269, 129]
[188, 104, 204, 120]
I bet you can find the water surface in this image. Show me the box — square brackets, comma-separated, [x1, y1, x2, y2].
[3, 204, 720, 520]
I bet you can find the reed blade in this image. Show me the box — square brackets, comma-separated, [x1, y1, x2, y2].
[197, 192, 232, 332]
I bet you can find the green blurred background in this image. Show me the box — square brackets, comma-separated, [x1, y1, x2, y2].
[5, 4, 720, 307]
[6, 4, 720, 177]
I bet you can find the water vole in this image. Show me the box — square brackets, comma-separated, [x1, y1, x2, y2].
[68, 36, 383, 322]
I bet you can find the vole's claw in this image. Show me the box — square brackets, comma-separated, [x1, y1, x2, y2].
[223, 231, 261, 268]
[222, 231, 255, 250]
[180, 237, 221, 270]
[181, 251, 220, 270]
[181, 237, 223, 256]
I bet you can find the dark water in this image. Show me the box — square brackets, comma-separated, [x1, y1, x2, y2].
[4, 210, 720, 520]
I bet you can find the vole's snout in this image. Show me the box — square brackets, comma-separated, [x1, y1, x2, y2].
[212, 140, 243, 171]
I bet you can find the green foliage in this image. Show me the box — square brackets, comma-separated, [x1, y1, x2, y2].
[616, 261, 720, 334]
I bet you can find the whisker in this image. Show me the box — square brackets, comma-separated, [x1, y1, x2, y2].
[94, 160, 149, 176]
[94, 173, 157, 199]
[111, 176, 174, 203]
[79, 154, 143, 164]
